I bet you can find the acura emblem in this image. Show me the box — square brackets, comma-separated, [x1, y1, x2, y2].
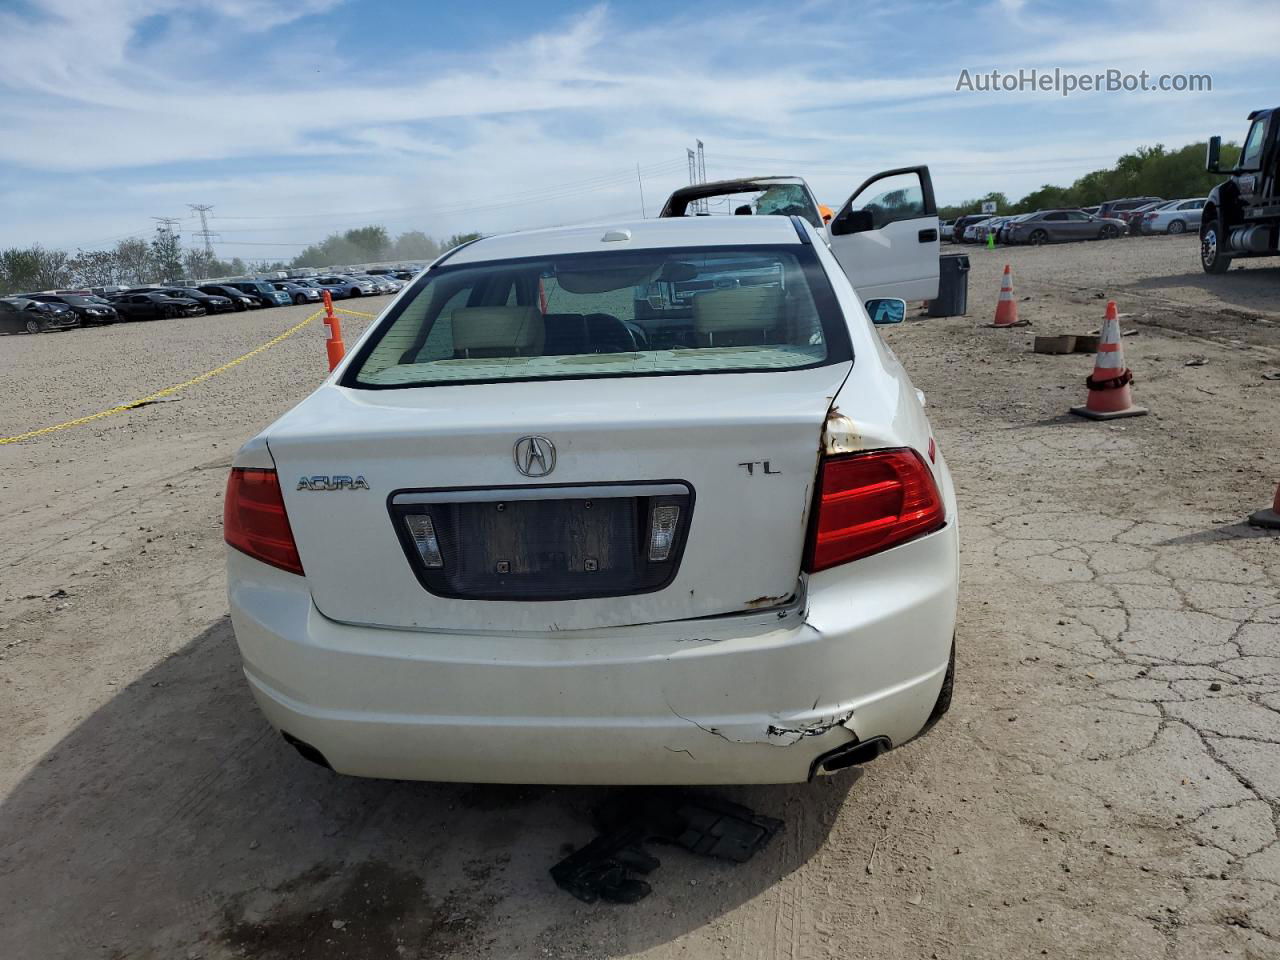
[513, 436, 556, 477]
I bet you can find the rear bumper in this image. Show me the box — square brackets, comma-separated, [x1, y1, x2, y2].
[229, 522, 958, 786]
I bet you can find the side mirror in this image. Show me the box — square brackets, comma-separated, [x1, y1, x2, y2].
[1206, 135, 1222, 173]
[865, 297, 907, 325]
[830, 209, 875, 236]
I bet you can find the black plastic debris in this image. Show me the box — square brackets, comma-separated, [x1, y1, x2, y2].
[551, 792, 783, 904]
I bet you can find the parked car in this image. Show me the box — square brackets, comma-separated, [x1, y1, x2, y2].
[109, 291, 204, 320]
[0, 297, 79, 333]
[998, 213, 1036, 243]
[1097, 196, 1163, 224]
[940, 219, 955, 241]
[272, 281, 323, 305]
[962, 217, 997, 242]
[224, 215, 958, 786]
[197, 285, 258, 310]
[1004, 209, 1126, 244]
[1081, 205, 1099, 216]
[25, 293, 118, 325]
[356, 274, 400, 294]
[972, 216, 1013, 244]
[226, 280, 291, 308]
[155, 287, 236, 313]
[1123, 200, 1168, 234]
[1139, 197, 1207, 235]
[952, 214, 994, 243]
[313, 275, 376, 298]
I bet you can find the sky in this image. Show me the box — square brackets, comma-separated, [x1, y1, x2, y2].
[1, 0, 1278, 260]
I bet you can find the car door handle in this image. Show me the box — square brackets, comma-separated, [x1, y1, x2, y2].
[918, 229, 938, 242]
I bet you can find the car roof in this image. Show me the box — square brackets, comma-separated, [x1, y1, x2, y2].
[447, 216, 802, 265]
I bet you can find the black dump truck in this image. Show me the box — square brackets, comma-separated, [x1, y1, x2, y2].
[1202, 108, 1280, 273]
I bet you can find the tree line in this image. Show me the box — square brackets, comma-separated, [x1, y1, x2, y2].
[0, 225, 483, 296]
[937, 140, 1242, 220]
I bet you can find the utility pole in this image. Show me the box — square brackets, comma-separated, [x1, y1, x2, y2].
[151, 216, 181, 236]
[188, 203, 218, 259]
[687, 141, 709, 213]
[636, 163, 646, 218]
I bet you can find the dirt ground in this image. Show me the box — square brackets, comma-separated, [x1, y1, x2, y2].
[1, 234, 1278, 960]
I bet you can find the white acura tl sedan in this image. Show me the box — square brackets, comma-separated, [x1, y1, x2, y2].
[225, 214, 959, 785]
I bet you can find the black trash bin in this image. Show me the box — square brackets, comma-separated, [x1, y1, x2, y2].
[928, 254, 969, 317]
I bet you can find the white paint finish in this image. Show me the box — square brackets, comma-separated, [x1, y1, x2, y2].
[267, 363, 848, 632]
[830, 216, 940, 302]
[228, 513, 956, 784]
[227, 215, 959, 783]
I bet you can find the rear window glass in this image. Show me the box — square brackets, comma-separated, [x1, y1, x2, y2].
[345, 245, 847, 389]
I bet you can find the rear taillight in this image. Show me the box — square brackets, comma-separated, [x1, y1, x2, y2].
[803, 448, 945, 573]
[224, 468, 304, 575]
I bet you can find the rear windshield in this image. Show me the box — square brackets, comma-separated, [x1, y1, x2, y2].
[344, 244, 847, 389]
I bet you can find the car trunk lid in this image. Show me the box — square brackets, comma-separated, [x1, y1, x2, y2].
[267, 364, 849, 632]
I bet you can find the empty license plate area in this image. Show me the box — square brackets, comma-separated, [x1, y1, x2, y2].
[390, 483, 693, 601]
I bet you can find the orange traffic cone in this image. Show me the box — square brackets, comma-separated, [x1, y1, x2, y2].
[1070, 301, 1147, 420]
[322, 290, 346, 371]
[1248, 482, 1280, 529]
[990, 264, 1026, 327]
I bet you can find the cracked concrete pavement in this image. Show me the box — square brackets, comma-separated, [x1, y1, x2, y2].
[0, 237, 1278, 959]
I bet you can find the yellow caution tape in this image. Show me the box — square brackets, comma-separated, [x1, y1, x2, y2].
[0, 310, 323, 445]
[334, 306, 376, 319]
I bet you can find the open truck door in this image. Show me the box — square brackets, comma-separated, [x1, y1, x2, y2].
[828, 166, 939, 302]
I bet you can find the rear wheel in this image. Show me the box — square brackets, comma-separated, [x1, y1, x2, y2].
[1028, 229, 1048, 246]
[1167, 219, 1186, 235]
[1201, 216, 1232, 274]
[25, 318, 42, 334]
[1099, 224, 1119, 240]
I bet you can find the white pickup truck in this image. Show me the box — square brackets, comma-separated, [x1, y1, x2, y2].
[659, 169, 941, 303]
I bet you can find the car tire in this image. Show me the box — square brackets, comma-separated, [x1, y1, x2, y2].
[1100, 225, 1119, 240]
[1201, 216, 1232, 274]
[1167, 220, 1186, 235]
[912, 637, 956, 741]
[25, 318, 42, 334]
[1028, 229, 1048, 246]
[294, 295, 306, 305]
[349, 288, 361, 297]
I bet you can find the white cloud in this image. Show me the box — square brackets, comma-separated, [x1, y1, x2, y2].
[1, 0, 1277, 254]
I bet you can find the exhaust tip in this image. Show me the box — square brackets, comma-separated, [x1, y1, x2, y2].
[281, 732, 333, 770]
[811, 736, 892, 778]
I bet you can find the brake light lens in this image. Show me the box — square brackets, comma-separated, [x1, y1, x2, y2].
[804, 448, 945, 572]
[224, 468, 304, 575]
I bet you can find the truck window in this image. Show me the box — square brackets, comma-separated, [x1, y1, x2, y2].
[1241, 119, 1268, 170]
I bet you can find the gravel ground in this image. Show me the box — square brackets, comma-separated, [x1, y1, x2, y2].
[0, 236, 1278, 960]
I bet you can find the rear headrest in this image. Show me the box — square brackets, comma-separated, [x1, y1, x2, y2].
[451, 306, 544, 356]
[693, 286, 783, 335]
